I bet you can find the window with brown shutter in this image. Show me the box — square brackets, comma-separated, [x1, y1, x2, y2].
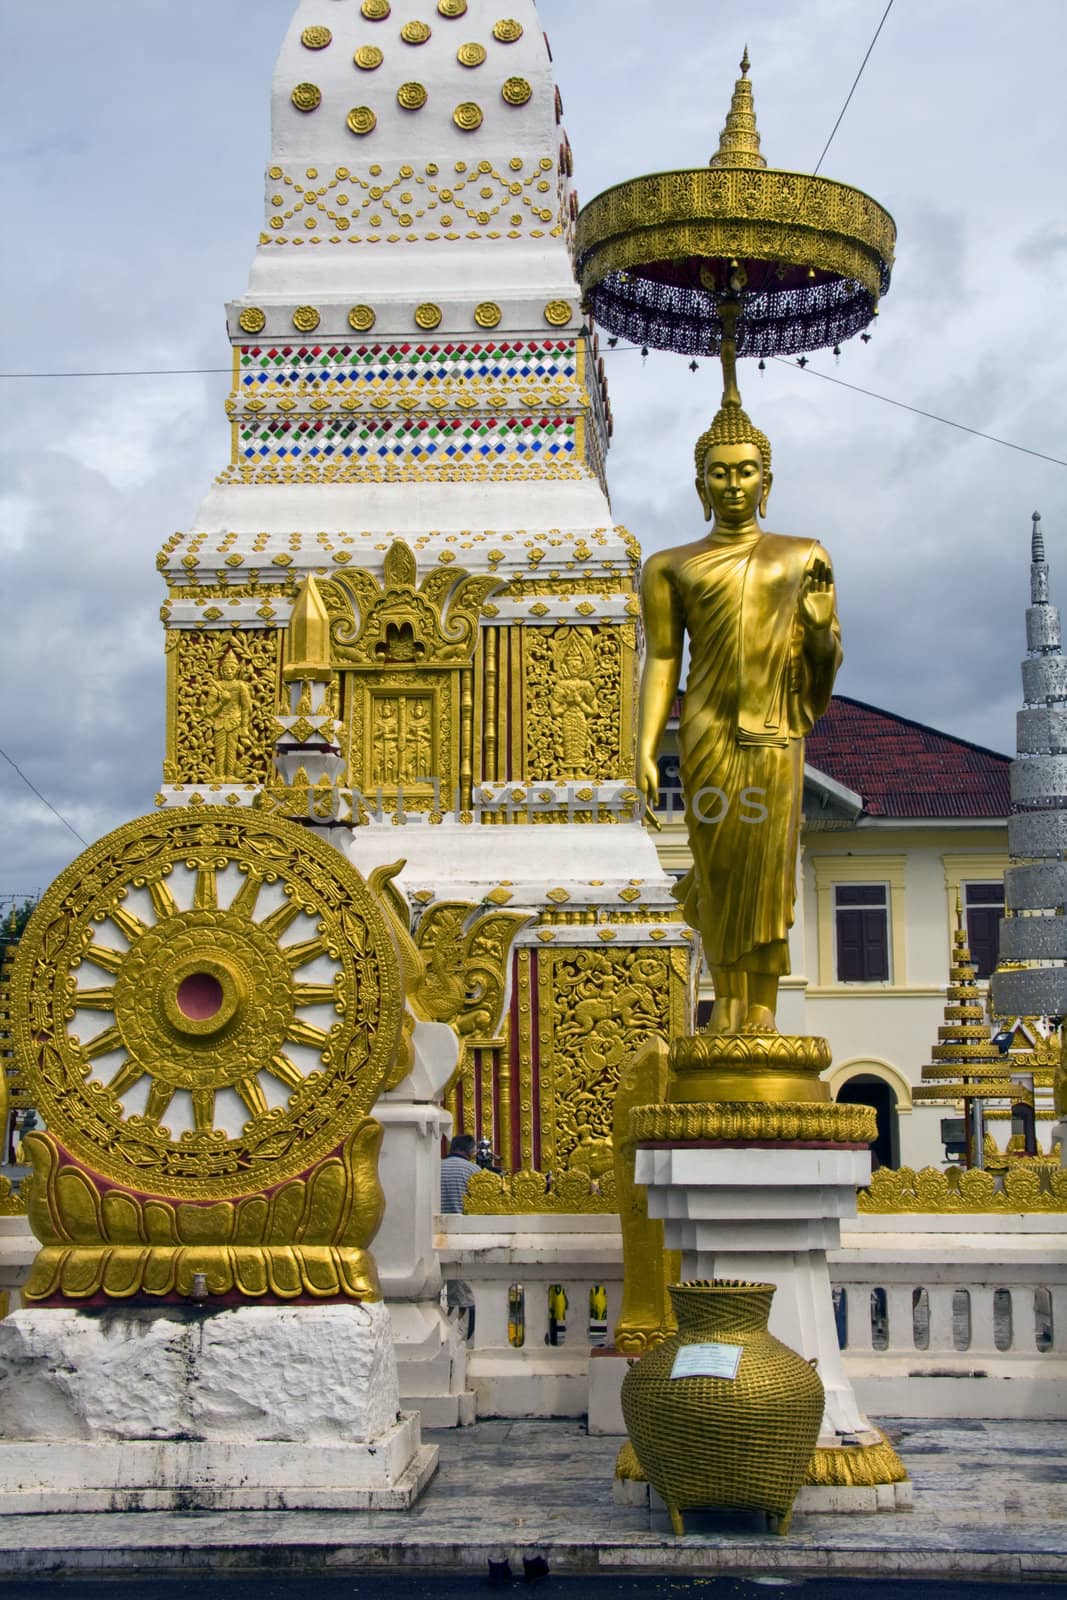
[835, 884, 890, 982]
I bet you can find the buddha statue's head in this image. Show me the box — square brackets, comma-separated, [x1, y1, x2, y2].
[694, 401, 773, 525]
[218, 650, 240, 682]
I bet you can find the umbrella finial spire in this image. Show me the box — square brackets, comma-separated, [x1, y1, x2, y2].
[710, 48, 767, 169]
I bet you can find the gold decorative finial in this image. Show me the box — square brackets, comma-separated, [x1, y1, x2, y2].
[710, 49, 766, 170]
[955, 888, 963, 931]
[285, 575, 333, 681]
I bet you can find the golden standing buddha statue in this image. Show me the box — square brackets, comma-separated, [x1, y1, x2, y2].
[637, 392, 841, 1034]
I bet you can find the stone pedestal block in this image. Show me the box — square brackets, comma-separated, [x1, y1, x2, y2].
[0, 1303, 437, 1513]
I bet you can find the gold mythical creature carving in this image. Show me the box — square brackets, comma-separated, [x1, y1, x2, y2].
[365, 861, 530, 1091]
[544, 949, 673, 1167]
[637, 390, 841, 1034]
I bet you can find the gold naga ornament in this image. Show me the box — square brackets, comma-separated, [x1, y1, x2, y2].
[8, 809, 407, 1304]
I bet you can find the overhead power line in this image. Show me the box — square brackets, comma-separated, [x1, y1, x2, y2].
[773, 358, 1067, 469]
[812, 0, 896, 176]
[0, 746, 89, 846]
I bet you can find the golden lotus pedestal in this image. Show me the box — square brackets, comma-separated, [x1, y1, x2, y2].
[617, 1030, 910, 1523]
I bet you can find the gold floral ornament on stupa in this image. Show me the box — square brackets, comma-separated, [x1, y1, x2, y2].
[8, 808, 406, 1304]
[575, 48, 894, 361]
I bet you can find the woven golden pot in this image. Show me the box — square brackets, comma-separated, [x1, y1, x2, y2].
[620, 1279, 824, 1536]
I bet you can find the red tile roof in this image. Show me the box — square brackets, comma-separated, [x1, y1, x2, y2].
[805, 696, 1011, 820]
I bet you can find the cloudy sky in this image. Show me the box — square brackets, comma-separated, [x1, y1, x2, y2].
[2, 0, 1065, 897]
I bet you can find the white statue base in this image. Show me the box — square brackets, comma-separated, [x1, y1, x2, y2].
[0, 1302, 437, 1513]
[631, 1142, 912, 1514]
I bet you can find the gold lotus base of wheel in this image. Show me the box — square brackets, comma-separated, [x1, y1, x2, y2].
[667, 1032, 833, 1107]
[20, 1122, 385, 1305]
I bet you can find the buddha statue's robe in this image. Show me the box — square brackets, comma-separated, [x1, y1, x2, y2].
[656, 529, 841, 972]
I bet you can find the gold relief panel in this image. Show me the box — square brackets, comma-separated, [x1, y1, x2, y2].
[524, 625, 631, 784]
[166, 630, 281, 787]
[537, 947, 679, 1175]
[367, 690, 437, 792]
[347, 673, 454, 812]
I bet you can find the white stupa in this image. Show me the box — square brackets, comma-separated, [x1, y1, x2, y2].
[156, 0, 693, 1417]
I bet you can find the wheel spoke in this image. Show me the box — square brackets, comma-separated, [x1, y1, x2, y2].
[107, 1060, 145, 1097]
[194, 866, 218, 912]
[147, 878, 179, 920]
[284, 936, 330, 970]
[145, 1081, 176, 1124]
[287, 1018, 330, 1050]
[230, 872, 263, 920]
[265, 1053, 305, 1091]
[292, 983, 337, 1006]
[110, 905, 149, 945]
[74, 986, 116, 1012]
[83, 1025, 124, 1061]
[85, 943, 125, 975]
[192, 1089, 216, 1132]
[259, 900, 304, 940]
[236, 1075, 269, 1120]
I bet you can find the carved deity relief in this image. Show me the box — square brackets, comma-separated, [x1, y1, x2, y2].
[525, 624, 628, 783]
[202, 648, 254, 779]
[551, 631, 598, 776]
[370, 694, 435, 788]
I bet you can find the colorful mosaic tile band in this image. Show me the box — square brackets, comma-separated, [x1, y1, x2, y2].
[221, 338, 605, 486]
[237, 340, 579, 389]
[236, 411, 578, 464]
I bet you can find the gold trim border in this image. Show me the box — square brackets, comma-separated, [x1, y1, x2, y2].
[576, 167, 895, 302]
[631, 1101, 877, 1145]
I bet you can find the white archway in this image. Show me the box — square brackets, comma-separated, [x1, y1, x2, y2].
[825, 1056, 913, 1114]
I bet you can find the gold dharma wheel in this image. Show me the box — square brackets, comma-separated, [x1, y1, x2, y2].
[9, 809, 404, 1201]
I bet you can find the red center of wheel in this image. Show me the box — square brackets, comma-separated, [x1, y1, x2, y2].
[176, 972, 225, 1021]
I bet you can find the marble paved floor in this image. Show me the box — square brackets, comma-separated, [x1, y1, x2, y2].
[0, 1418, 1065, 1580]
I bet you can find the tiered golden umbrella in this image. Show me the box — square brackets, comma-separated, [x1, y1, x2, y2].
[913, 899, 1032, 1167]
[576, 49, 895, 387]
